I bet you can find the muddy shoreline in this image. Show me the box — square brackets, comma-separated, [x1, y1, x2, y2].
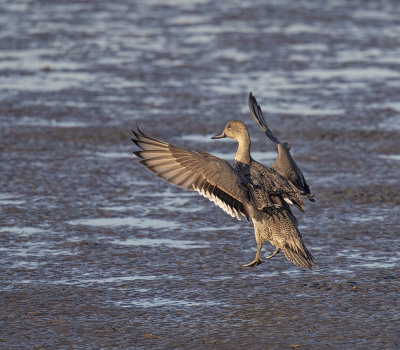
[1, 0, 400, 348]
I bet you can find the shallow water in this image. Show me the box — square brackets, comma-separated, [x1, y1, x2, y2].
[1, 0, 400, 349]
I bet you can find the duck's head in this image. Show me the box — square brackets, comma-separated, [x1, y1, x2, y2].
[211, 120, 249, 141]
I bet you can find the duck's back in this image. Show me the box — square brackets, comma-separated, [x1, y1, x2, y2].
[234, 159, 304, 213]
[251, 161, 291, 201]
[273, 143, 314, 201]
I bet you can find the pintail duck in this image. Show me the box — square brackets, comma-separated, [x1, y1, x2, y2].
[132, 121, 314, 269]
[248, 92, 316, 202]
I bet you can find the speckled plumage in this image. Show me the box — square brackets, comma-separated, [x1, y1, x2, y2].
[252, 204, 313, 268]
[132, 120, 314, 269]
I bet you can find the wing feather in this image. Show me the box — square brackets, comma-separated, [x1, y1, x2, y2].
[132, 127, 251, 221]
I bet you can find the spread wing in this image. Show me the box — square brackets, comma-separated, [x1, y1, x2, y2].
[131, 127, 251, 221]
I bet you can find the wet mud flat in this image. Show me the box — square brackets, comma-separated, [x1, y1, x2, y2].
[2, 125, 399, 349]
[1, 0, 400, 349]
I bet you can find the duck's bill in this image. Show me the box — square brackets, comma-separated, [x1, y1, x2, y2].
[211, 131, 226, 139]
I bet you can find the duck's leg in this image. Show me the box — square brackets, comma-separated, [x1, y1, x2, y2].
[264, 247, 280, 260]
[242, 243, 263, 267]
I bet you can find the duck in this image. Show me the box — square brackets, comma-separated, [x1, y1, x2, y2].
[248, 92, 316, 202]
[131, 121, 315, 269]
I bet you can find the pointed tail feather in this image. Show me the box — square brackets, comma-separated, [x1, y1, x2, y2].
[248, 92, 281, 144]
[268, 209, 315, 269]
[283, 244, 315, 269]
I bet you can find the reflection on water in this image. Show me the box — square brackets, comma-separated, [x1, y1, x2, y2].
[111, 237, 209, 249]
[13, 275, 160, 286]
[0, 194, 25, 206]
[357, 261, 398, 269]
[296, 67, 400, 81]
[95, 152, 133, 159]
[211, 150, 276, 162]
[336, 247, 400, 270]
[68, 217, 180, 229]
[180, 134, 214, 143]
[2, 226, 43, 235]
[260, 103, 344, 116]
[4, 116, 88, 128]
[117, 297, 223, 308]
[0, 71, 96, 92]
[379, 154, 400, 161]
[67, 275, 159, 285]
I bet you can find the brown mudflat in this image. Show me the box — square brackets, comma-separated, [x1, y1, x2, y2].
[1, 1, 399, 349]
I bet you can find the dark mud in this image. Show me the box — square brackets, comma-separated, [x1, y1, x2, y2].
[1, 0, 399, 349]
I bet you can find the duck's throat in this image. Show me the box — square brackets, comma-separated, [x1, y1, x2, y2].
[234, 138, 251, 164]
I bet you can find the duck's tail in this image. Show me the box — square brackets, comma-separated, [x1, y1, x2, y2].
[248, 92, 281, 145]
[283, 243, 315, 269]
[271, 209, 315, 269]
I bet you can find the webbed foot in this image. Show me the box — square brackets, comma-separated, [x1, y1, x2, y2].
[242, 258, 263, 267]
[264, 248, 280, 260]
[242, 243, 263, 267]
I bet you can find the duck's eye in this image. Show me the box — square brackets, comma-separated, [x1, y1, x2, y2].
[227, 124, 231, 129]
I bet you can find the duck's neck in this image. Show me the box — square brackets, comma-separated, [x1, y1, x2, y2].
[234, 133, 251, 164]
